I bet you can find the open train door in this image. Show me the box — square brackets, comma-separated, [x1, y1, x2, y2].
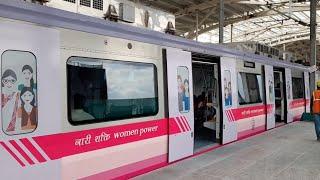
[165, 48, 194, 162]
[264, 65, 276, 130]
[220, 57, 237, 144]
[285, 68, 294, 123]
[304, 72, 311, 113]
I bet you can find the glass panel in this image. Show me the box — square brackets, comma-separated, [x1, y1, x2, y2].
[292, 77, 304, 99]
[177, 66, 190, 113]
[224, 70, 232, 107]
[267, 75, 274, 102]
[274, 72, 282, 98]
[80, 0, 91, 7]
[93, 0, 103, 10]
[1, 50, 38, 135]
[67, 57, 158, 124]
[237, 72, 262, 105]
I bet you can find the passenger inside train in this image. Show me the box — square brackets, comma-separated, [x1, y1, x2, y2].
[192, 54, 220, 152]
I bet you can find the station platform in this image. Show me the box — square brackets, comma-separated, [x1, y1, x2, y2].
[136, 122, 320, 180]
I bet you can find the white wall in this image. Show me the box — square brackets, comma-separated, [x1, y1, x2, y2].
[46, 0, 175, 33]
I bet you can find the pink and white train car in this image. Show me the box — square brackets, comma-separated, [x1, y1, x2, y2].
[0, 1, 312, 179]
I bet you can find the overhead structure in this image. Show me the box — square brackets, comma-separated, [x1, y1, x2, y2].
[133, 0, 320, 63]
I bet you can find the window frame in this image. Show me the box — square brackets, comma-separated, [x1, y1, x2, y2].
[292, 77, 305, 100]
[237, 72, 263, 106]
[66, 56, 159, 126]
[1, 49, 38, 136]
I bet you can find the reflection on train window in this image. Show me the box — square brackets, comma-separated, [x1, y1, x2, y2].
[1, 50, 38, 135]
[292, 77, 304, 99]
[237, 72, 262, 105]
[177, 66, 190, 113]
[67, 57, 158, 125]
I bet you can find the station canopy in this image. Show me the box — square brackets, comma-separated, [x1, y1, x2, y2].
[133, 0, 320, 61]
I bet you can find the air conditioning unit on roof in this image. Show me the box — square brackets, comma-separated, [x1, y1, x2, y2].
[119, 3, 135, 23]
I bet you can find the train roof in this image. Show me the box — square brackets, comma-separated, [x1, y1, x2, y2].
[0, 0, 313, 72]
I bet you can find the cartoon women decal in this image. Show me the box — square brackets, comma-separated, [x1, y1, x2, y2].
[177, 75, 184, 112]
[19, 65, 37, 105]
[224, 70, 232, 107]
[1, 69, 20, 132]
[268, 76, 274, 102]
[1, 50, 37, 135]
[19, 65, 36, 90]
[177, 67, 190, 113]
[19, 87, 37, 130]
[183, 79, 190, 111]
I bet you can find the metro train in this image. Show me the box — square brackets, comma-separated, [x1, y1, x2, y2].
[0, 1, 311, 180]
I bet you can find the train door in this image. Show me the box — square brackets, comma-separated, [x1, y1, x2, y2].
[285, 68, 294, 123]
[273, 68, 287, 125]
[220, 57, 237, 144]
[165, 48, 194, 162]
[264, 65, 276, 130]
[192, 53, 221, 152]
[304, 72, 310, 113]
[0, 20, 61, 179]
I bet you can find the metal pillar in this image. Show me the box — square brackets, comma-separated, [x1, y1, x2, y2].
[219, 0, 224, 43]
[196, 10, 199, 42]
[310, 0, 317, 92]
[230, 24, 233, 42]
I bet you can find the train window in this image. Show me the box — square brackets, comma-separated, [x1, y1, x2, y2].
[177, 66, 190, 113]
[237, 72, 262, 105]
[1, 50, 38, 135]
[63, 0, 76, 3]
[292, 77, 304, 99]
[93, 0, 103, 10]
[80, 0, 91, 7]
[67, 57, 158, 125]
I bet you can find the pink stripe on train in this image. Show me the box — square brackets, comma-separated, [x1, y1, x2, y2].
[0, 141, 25, 167]
[225, 104, 274, 122]
[169, 116, 192, 135]
[20, 138, 47, 163]
[9, 140, 35, 165]
[182, 116, 191, 130]
[33, 119, 168, 160]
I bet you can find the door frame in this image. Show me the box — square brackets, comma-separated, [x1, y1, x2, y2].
[274, 67, 288, 123]
[191, 57, 223, 145]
